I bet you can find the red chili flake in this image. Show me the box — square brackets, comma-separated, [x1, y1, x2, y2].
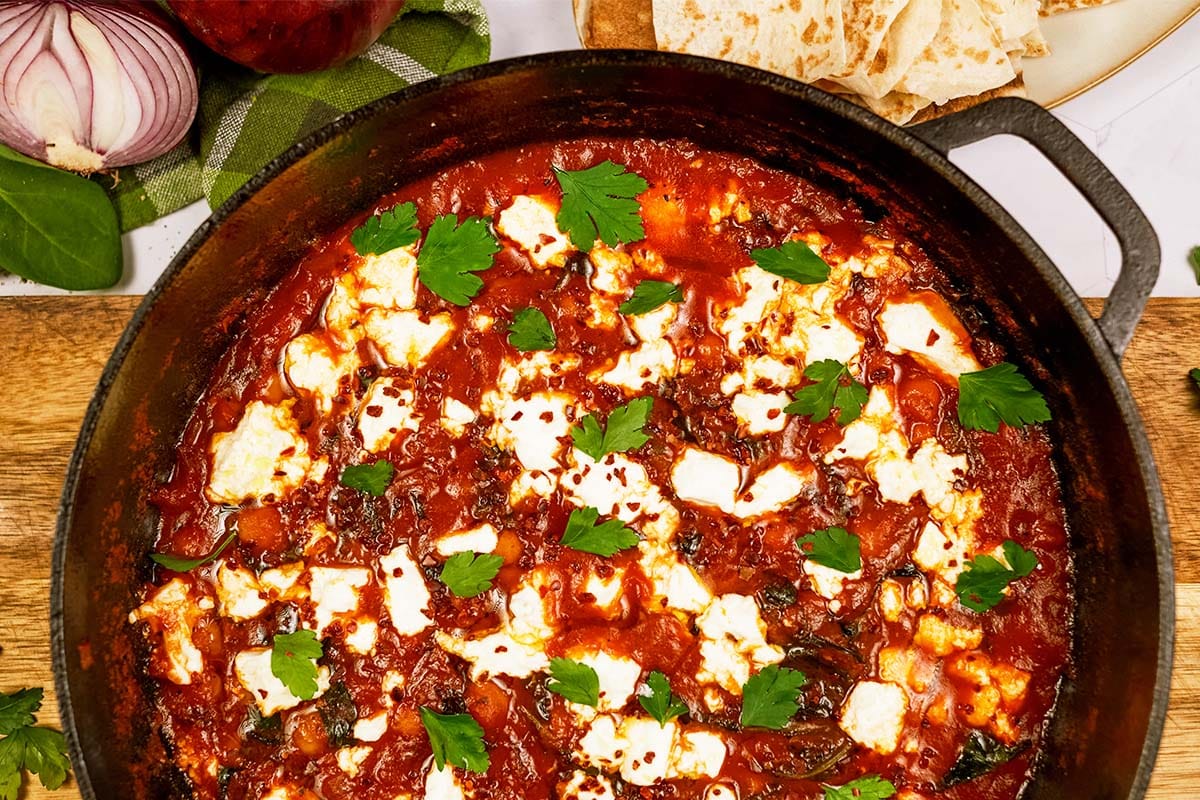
[366, 405, 383, 418]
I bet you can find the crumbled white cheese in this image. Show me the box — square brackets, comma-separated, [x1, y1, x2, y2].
[803, 560, 862, 610]
[914, 614, 984, 657]
[567, 649, 641, 713]
[795, 316, 863, 368]
[343, 619, 378, 655]
[128, 578, 214, 685]
[595, 340, 678, 394]
[357, 377, 420, 453]
[496, 195, 574, 268]
[618, 716, 677, 784]
[490, 391, 574, 473]
[674, 729, 728, 779]
[362, 308, 454, 370]
[560, 770, 615, 800]
[436, 571, 555, 679]
[207, 400, 314, 504]
[424, 761, 467, 800]
[356, 245, 419, 310]
[878, 296, 981, 379]
[873, 437, 968, 507]
[731, 391, 789, 435]
[576, 715, 726, 785]
[214, 562, 267, 621]
[440, 397, 476, 437]
[695, 594, 784, 694]
[590, 245, 635, 294]
[583, 567, 626, 612]
[283, 333, 359, 413]
[336, 745, 372, 776]
[508, 469, 558, 506]
[564, 451, 669, 523]
[378, 545, 434, 636]
[436, 523, 500, 557]
[234, 646, 331, 716]
[670, 447, 740, 515]
[839, 681, 907, 754]
[913, 519, 973, 585]
[732, 462, 810, 519]
[718, 266, 783, 356]
[485, 351, 583, 411]
[720, 354, 802, 396]
[308, 566, 371, 634]
[639, 540, 714, 614]
[259, 562, 307, 601]
[628, 300, 677, 342]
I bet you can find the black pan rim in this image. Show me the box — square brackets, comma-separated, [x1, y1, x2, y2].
[51, 49, 1173, 800]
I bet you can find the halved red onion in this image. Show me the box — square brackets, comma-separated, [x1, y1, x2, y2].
[0, 1, 198, 173]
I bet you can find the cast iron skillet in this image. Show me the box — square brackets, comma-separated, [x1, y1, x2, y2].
[52, 51, 1171, 800]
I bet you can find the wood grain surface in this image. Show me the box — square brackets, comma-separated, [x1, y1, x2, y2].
[0, 296, 1197, 798]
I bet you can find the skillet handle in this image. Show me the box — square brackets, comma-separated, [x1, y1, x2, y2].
[910, 97, 1160, 359]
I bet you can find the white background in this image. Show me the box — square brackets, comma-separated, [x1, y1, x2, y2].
[5, 0, 1198, 298]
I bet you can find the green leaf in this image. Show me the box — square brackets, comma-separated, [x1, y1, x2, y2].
[1190, 368, 1200, 391]
[570, 397, 654, 461]
[619, 280, 684, 316]
[739, 664, 806, 729]
[942, 730, 1025, 787]
[796, 526, 861, 573]
[6, 728, 68, 791]
[0, 143, 121, 290]
[417, 214, 500, 306]
[546, 658, 600, 706]
[340, 460, 394, 496]
[507, 307, 556, 352]
[955, 540, 1038, 613]
[823, 775, 897, 800]
[639, 670, 688, 726]
[350, 202, 420, 255]
[785, 359, 868, 425]
[420, 707, 490, 774]
[1190, 246, 1200, 285]
[553, 160, 649, 251]
[750, 239, 830, 285]
[440, 551, 504, 598]
[0, 689, 41, 736]
[270, 630, 323, 700]
[0, 761, 18, 800]
[561, 507, 640, 557]
[150, 530, 237, 572]
[957, 362, 1050, 433]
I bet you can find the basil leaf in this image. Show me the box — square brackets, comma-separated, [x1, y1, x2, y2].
[0, 144, 121, 289]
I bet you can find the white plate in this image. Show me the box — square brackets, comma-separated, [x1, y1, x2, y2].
[1027, 0, 1200, 106]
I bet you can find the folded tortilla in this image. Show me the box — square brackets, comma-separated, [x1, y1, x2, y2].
[894, 0, 1016, 106]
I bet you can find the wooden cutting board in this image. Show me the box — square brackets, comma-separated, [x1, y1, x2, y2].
[1, 296, 1197, 798]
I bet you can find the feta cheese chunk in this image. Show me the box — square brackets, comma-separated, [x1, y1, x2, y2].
[436, 523, 499, 556]
[308, 566, 372, 634]
[496, 195, 574, 268]
[234, 647, 331, 716]
[336, 745, 372, 776]
[878, 295, 981, 379]
[565, 451, 669, 523]
[671, 447, 740, 515]
[839, 681, 907, 754]
[565, 649, 641, 713]
[283, 333, 359, 413]
[356, 245, 419, 310]
[207, 400, 314, 504]
[560, 770, 615, 800]
[436, 571, 556, 679]
[378, 545, 433, 636]
[803, 560, 862, 611]
[731, 390, 789, 435]
[357, 377, 420, 453]
[732, 462, 809, 519]
[214, 562, 268, 621]
[595, 340, 678, 394]
[490, 391, 574, 473]
[128, 578, 214, 685]
[362, 308, 454, 369]
[424, 761, 467, 800]
[695, 594, 784, 694]
[576, 716, 726, 785]
[440, 397, 476, 437]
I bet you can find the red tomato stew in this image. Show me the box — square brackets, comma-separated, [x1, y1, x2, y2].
[131, 138, 1072, 800]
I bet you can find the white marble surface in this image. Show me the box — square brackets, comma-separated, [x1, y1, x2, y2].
[5, 1, 1197, 297]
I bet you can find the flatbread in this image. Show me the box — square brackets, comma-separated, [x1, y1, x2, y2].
[826, 0, 942, 99]
[652, 0, 848, 83]
[909, 73, 1026, 122]
[894, 0, 1017, 105]
[835, 0, 913, 78]
[574, 0, 656, 48]
[975, 0, 1041, 50]
[1040, 0, 1118, 15]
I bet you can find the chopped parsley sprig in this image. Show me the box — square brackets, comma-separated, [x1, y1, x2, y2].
[350, 202, 420, 255]
[270, 630, 323, 701]
[546, 658, 600, 706]
[440, 552, 504, 598]
[796, 526, 862, 573]
[0, 688, 71, 800]
[416, 214, 501, 306]
[822, 776, 897, 800]
[561, 507, 640, 557]
[619, 280, 683, 316]
[420, 707, 490, 773]
[340, 460, 394, 496]
[955, 540, 1038, 613]
[639, 671, 688, 726]
[739, 664, 806, 729]
[785, 359, 868, 426]
[150, 529, 237, 572]
[507, 307, 556, 352]
[570, 397, 653, 461]
[751, 239, 830, 284]
[553, 161, 649, 252]
[956, 362, 1050, 432]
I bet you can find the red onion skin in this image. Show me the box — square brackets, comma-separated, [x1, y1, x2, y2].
[167, 0, 406, 74]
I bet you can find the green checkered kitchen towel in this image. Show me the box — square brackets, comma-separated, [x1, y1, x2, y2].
[98, 0, 489, 232]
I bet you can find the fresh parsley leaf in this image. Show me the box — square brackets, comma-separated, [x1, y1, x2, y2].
[570, 397, 654, 460]
[1190, 246, 1200, 285]
[507, 307, 556, 351]
[957, 362, 1050, 433]
[270, 630, 324, 700]
[739, 664, 806, 729]
[561, 507, 640, 557]
[619, 280, 684, 316]
[796, 526, 861, 573]
[350, 202, 420, 255]
[150, 530, 237, 572]
[955, 540, 1038, 613]
[750, 239, 830, 285]
[420, 707, 490, 774]
[822, 775, 897, 800]
[0, 690, 42, 736]
[440, 551, 504, 598]
[639, 670, 688, 726]
[553, 160, 649, 251]
[942, 730, 1025, 787]
[339, 460, 394, 496]
[785, 359, 868, 425]
[1190, 368, 1200, 390]
[546, 658, 600, 706]
[417, 214, 500, 306]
